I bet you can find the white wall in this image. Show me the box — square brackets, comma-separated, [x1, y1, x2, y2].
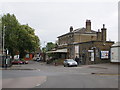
[111, 47, 120, 62]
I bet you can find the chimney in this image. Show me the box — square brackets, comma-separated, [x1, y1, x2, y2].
[101, 24, 107, 42]
[70, 26, 73, 32]
[97, 29, 102, 41]
[86, 20, 91, 32]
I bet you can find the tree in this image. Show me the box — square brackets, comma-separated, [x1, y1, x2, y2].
[0, 16, 2, 53]
[46, 42, 56, 51]
[2, 13, 40, 59]
[18, 25, 40, 58]
[2, 13, 20, 58]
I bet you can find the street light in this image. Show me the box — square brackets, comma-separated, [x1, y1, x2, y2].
[2, 26, 5, 55]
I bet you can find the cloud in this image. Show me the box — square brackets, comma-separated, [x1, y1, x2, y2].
[1, 1, 118, 46]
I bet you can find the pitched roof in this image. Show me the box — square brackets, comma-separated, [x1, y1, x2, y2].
[57, 27, 97, 38]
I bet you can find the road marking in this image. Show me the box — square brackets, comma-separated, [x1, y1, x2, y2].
[72, 67, 83, 69]
[91, 73, 120, 76]
[36, 84, 41, 86]
[37, 69, 41, 71]
[35, 78, 47, 87]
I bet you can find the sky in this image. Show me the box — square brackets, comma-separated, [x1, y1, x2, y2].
[0, 0, 119, 47]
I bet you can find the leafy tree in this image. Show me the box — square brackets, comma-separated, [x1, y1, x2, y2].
[46, 42, 56, 51]
[0, 16, 2, 52]
[2, 13, 40, 58]
[2, 13, 20, 58]
[18, 25, 40, 58]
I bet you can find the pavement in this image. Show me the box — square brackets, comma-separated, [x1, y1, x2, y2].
[2, 76, 47, 88]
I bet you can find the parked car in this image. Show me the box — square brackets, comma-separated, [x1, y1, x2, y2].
[36, 57, 41, 62]
[12, 59, 23, 64]
[20, 59, 28, 64]
[63, 59, 78, 67]
[33, 56, 41, 62]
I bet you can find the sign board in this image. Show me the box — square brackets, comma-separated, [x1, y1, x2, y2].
[75, 45, 79, 57]
[14, 55, 19, 59]
[26, 54, 30, 58]
[101, 51, 109, 59]
[91, 52, 94, 61]
[75, 45, 79, 53]
[111, 47, 120, 62]
[7, 50, 9, 55]
[88, 50, 93, 52]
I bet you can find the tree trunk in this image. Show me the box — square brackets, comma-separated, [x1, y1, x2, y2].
[19, 51, 26, 59]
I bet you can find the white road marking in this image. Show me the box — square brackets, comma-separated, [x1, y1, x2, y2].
[36, 84, 41, 86]
[38, 69, 41, 71]
[35, 77, 47, 87]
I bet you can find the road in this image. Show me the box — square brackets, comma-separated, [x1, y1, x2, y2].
[2, 61, 119, 88]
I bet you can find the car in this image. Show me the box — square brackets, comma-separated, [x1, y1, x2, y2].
[63, 59, 78, 67]
[20, 59, 28, 64]
[33, 56, 41, 62]
[36, 57, 41, 62]
[12, 59, 23, 64]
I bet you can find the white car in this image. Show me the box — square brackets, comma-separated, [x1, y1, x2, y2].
[36, 57, 41, 62]
[33, 57, 41, 61]
[63, 59, 78, 67]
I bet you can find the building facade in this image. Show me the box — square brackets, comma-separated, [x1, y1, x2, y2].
[57, 20, 114, 64]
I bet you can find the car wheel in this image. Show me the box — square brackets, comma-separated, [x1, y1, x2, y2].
[67, 64, 69, 67]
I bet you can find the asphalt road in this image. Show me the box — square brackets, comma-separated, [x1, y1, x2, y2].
[2, 61, 119, 88]
[37, 74, 118, 88]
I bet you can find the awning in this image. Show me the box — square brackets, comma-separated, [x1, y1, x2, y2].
[46, 49, 67, 53]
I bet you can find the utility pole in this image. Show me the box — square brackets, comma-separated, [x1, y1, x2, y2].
[2, 26, 5, 68]
[2, 26, 5, 55]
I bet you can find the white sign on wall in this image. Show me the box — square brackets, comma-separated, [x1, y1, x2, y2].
[75, 45, 79, 53]
[75, 45, 79, 57]
[111, 47, 120, 62]
[91, 52, 94, 61]
[88, 50, 93, 52]
[101, 51, 109, 59]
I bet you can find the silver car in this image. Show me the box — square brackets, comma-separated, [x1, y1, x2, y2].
[63, 59, 78, 67]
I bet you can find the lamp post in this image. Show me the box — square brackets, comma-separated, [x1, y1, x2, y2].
[5, 48, 8, 69]
[2, 26, 5, 55]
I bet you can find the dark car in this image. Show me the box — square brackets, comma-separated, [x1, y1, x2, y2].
[12, 59, 23, 64]
[63, 59, 78, 67]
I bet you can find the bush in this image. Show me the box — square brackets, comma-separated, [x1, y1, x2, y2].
[53, 59, 64, 65]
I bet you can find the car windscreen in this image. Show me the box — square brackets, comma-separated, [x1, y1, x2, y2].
[67, 59, 75, 62]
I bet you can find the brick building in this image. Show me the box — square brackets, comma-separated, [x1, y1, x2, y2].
[56, 20, 114, 64]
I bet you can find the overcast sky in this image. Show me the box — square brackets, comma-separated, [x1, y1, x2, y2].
[0, 0, 118, 47]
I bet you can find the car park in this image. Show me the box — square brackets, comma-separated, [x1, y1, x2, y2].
[63, 59, 78, 67]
